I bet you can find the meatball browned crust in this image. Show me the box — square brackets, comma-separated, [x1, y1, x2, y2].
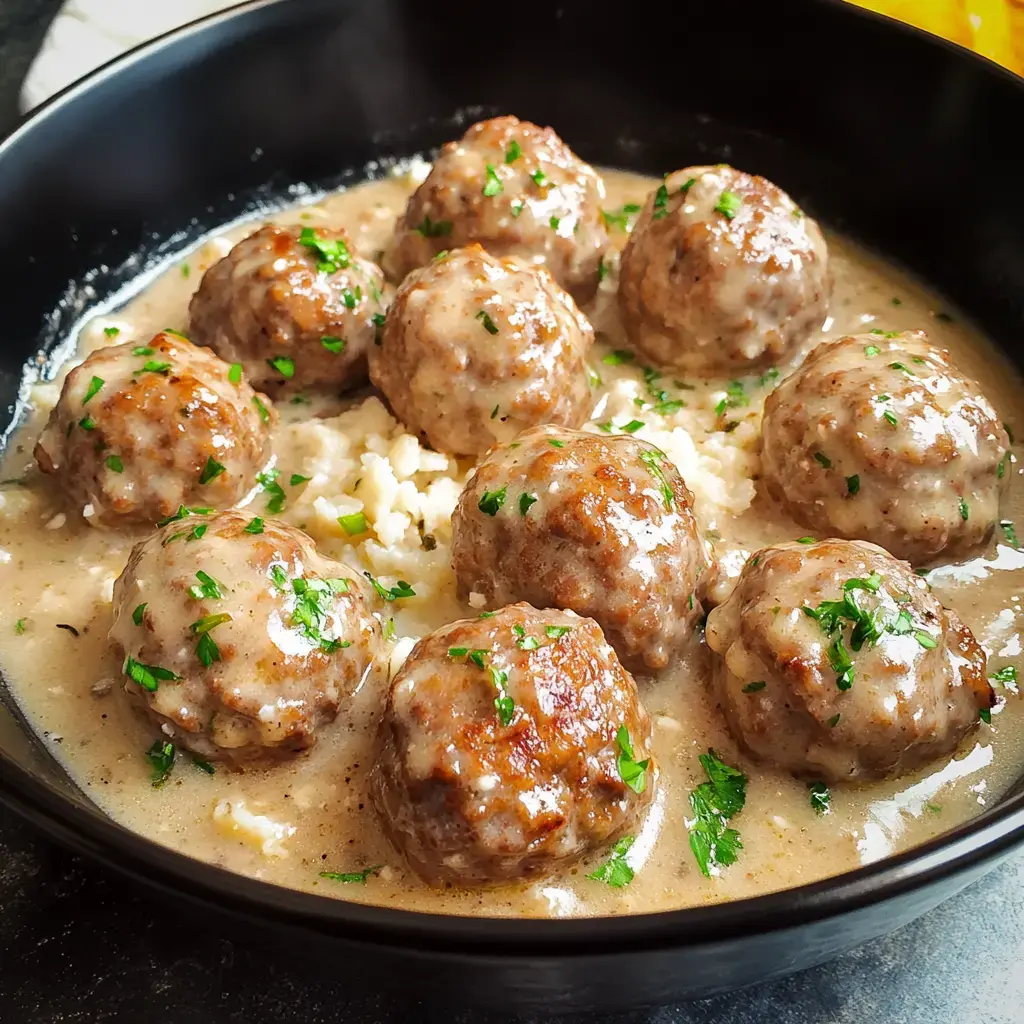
[369, 245, 594, 457]
[386, 115, 608, 300]
[110, 511, 380, 765]
[370, 603, 655, 886]
[35, 332, 274, 527]
[618, 165, 830, 375]
[188, 224, 387, 393]
[761, 331, 1009, 564]
[451, 425, 708, 673]
[705, 539, 992, 783]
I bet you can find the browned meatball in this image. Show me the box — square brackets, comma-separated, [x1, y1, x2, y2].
[386, 115, 608, 300]
[618, 165, 830, 375]
[188, 224, 387, 392]
[369, 245, 594, 457]
[35, 332, 274, 527]
[370, 603, 655, 886]
[705, 539, 992, 783]
[109, 511, 381, 765]
[761, 331, 1009, 564]
[451, 425, 708, 673]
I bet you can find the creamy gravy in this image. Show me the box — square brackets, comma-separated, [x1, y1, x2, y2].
[1, 166, 1022, 919]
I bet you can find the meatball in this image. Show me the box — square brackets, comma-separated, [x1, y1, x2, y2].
[110, 511, 380, 765]
[705, 539, 992, 783]
[451, 425, 708, 673]
[761, 331, 1009, 564]
[188, 223, 387, 392]
[35, 331, 274, 527]
[618, 165, 830, 375]
[385, 115, 608, 300]
[369, 245, 594, 457]
[370, 603, 654, 886]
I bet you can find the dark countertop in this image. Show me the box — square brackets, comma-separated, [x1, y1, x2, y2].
[1, 4, 1022, 1022]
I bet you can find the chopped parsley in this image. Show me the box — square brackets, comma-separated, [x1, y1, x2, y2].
[714, 190, 743, 219]
[758, 367, 780, 387]
[980, 707, 992, 724]
[103, 326, 120, 338]
[338, 512, 368, 536]
[145, 740, 175, 787]
[475, 309, 499, 335]
[228, 363, 242, 384]
[546, 625, 572, 639]
[883, 410, 898, 427]
[199, 456, 226, 485]
[602, 349, 634, 366]
[78, 416, 96, 431]
[124, 657, 179, 693]
[288, 576, 353, 651]
[156, 505, 212, 527]
[1001, 520, 1019, 548]
[257, 468, 286, 514]
[321, 336, 345, 354]
[414, 215, 452, 238]
[678, 176, 697, 194]
[813, 452, 832, 469]
[639, 448, 674, 510]
[549, 214, 561, 231]
[597, 256, 607, 281]
[132, 603, 147, 626]
[320, 865, 384, 884]
[651, 183, 670, 221]
[266, 355, 295, 379]
[548, 439, 565, 448]
[530, 168, 549, 189]
[252, 396, 270, 423]
[809, 782, 831, 816]
[14, 618, 25, 635]
[504, 140, 522, 163]
[519, 492, 537, 516]
[289, 473, 309, 486]
[105, 454, 123, 473]
[958, 497, 969, 521]
[132, 346, 153, 356]
[510, 200, 524, 218]
[482, 163, 503, 197]
[141, 360, 172, 375]
[363, 572, 415, 602]
[192, 612, 231, 667]
[616, 726, 650, 795]
[188, 570, 224, 601]
[600, 203, 642, 232]
[478, 486, 507, 516]
[83, 376, 104, 405]
[827, 713, 841, 728]
[586, 836, 635, 888]
[864, 344, 880, 358]
[687, 749, 747, 877]
[991, 666, 1018, 692]
[797, 536, 817, 544]
[513, 624, 540, 651]
[846, 474, 861, 495]
[714, 380, 749, 417]
[269, 565, 288, 591]
[621, 420, 644, 434]
[741, 680, 766, 693]
[299, 227, 350, 272]
[888, 361, 914, 375]
[191, 755, 215, 776]
[244, 517, 264, 535]
[343, 286, 362, 310]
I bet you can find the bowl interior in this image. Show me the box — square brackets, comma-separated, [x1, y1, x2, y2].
[1, 0, 1024, 945]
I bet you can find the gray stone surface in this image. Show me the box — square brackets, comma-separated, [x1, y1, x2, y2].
[1, 3, 1023, 1022]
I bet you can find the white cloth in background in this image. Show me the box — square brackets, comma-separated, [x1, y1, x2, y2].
[20, 0, 244, 111]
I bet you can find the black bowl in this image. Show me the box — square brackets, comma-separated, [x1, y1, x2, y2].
[1, 0, 1023, 1012]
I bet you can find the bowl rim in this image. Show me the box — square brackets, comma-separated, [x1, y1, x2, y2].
[1, 0, 1023, 955]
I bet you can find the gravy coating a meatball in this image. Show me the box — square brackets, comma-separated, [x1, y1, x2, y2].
[386, 115, 608, 300]
[110, 511, 380, 765]
[369, 245, 594, 457]
[705, 539, 992, 783]
[188, 224, 387, 393]
[618, 165, 830, 375]
[35, 332, 274, 527]
[761, 331, 1009, 564]
[451, 425, 708, 673]
[370, 603, 655, 886]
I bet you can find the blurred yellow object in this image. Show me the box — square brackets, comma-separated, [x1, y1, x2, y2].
[845, 0, 1024, 75]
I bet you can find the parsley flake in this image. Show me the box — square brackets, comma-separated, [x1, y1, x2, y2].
[714, 191, 743, 219]
[475, 310, 499, 335]
[199, 456, 226, 485]
[338, 512, 368, 536]
[320, 865, 384, 885]
[145, 740, 175, 787]
[482, 163, 503, 197]
[616, 726, 650, 794]
[587, 836, 636, 888]
[321, 336, 345, 354]
[687, 749, 747, 877]
[478, 486, 507, 516]
[266, 356, 295, 379]
[83, 376, 104, 405]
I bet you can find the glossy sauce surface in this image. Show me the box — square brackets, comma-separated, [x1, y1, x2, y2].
[0, 165, 1022, 918]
